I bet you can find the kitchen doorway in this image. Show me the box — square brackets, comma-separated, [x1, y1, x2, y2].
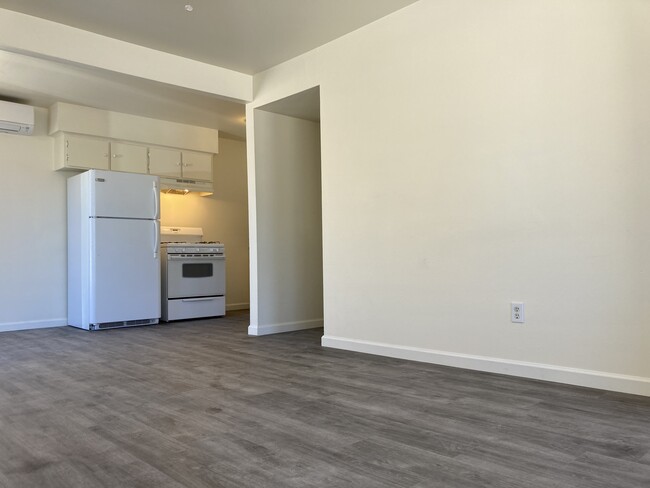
[248, 87, 323, 337]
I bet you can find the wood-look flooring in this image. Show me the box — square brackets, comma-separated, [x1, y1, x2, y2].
[0, 311, 648, 487]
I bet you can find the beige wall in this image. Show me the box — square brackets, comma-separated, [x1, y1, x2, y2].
[0, 108, 68, 330]
[247, 0, 650, 394]
[161, 138, 249, 310]
[248, 110, 322, 334]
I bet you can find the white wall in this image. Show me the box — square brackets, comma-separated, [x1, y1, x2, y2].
[0, 108, 68, 331]
[248, 110, 323, 335]
[247, 0, 650, 395]
[161, 138, 250, 310]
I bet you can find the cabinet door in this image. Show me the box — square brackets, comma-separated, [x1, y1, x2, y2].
[149, 147, 182, 178]
[110, 142, 148, 174]
[182, 150, 213, 181]
[65, 134, 110, 170]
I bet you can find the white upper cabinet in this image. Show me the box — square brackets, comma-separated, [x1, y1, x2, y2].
[50, 103, 219, 154]
[54, 133, 110, 170]
[181, 150, 213, 181]
[110, 142, 148, 174]
[149, 147, 182, 178]
[50, 104, 217, 188]
[149, 148, 213, 182]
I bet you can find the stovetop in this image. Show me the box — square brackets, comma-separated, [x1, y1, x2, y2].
[162, 241, 221, 245]
[161, 241, 225, 255]
[160, 227, 224, 254]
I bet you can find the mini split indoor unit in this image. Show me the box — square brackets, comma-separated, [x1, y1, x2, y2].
[0, 100, 34, 135]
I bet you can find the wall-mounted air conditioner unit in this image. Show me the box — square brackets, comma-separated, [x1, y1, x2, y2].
[0, 100, 34, 135]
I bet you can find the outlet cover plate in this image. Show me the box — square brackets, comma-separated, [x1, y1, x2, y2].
[511, 302, 525, 323]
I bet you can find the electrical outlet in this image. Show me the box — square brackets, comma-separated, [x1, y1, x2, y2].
[511, 302, 525, 323]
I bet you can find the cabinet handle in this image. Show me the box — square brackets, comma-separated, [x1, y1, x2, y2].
[112, 154, 123, 158]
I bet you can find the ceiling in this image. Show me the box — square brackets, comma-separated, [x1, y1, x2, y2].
[0, 50, 248, 139]
[257, 87, 321, 123]
[0, 0, 417, 139]
[0, 0, 418, 75]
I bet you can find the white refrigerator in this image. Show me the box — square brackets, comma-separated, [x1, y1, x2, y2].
[67, 170, 161, 330]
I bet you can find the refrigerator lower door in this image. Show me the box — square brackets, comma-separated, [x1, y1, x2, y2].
[90, 218, 160, 327]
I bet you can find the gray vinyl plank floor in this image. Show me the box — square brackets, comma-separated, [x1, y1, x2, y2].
[0, 311, 648, 487]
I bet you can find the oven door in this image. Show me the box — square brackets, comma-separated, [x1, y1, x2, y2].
[167, 254, 225, 299]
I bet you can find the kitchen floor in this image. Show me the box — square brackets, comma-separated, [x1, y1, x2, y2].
[0, 311, 649, 487]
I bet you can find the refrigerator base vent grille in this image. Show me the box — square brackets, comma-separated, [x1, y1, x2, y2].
[91, 319, 158, 330]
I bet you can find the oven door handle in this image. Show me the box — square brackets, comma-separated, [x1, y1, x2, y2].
[181, 297, 219, 302]
[168, 255, 225, 260]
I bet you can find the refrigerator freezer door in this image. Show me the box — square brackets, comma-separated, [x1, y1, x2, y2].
[88, 170, 160, 219]
[89, 218, 161, 324]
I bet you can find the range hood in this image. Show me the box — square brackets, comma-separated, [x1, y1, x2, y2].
[160, 177, 213, 196]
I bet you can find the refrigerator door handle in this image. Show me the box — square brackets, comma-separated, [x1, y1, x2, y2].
[153, 220, 160, 259]
[153, 180, 160, 220]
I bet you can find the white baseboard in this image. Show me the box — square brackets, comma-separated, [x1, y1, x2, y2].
[226, 302, 250, 311]
[249, 318, 323, 336]
[321, 335, 650, 397]
[0, 318, 68, 333]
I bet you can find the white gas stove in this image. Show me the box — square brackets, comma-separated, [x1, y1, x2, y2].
[160, 227, 226, 321]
